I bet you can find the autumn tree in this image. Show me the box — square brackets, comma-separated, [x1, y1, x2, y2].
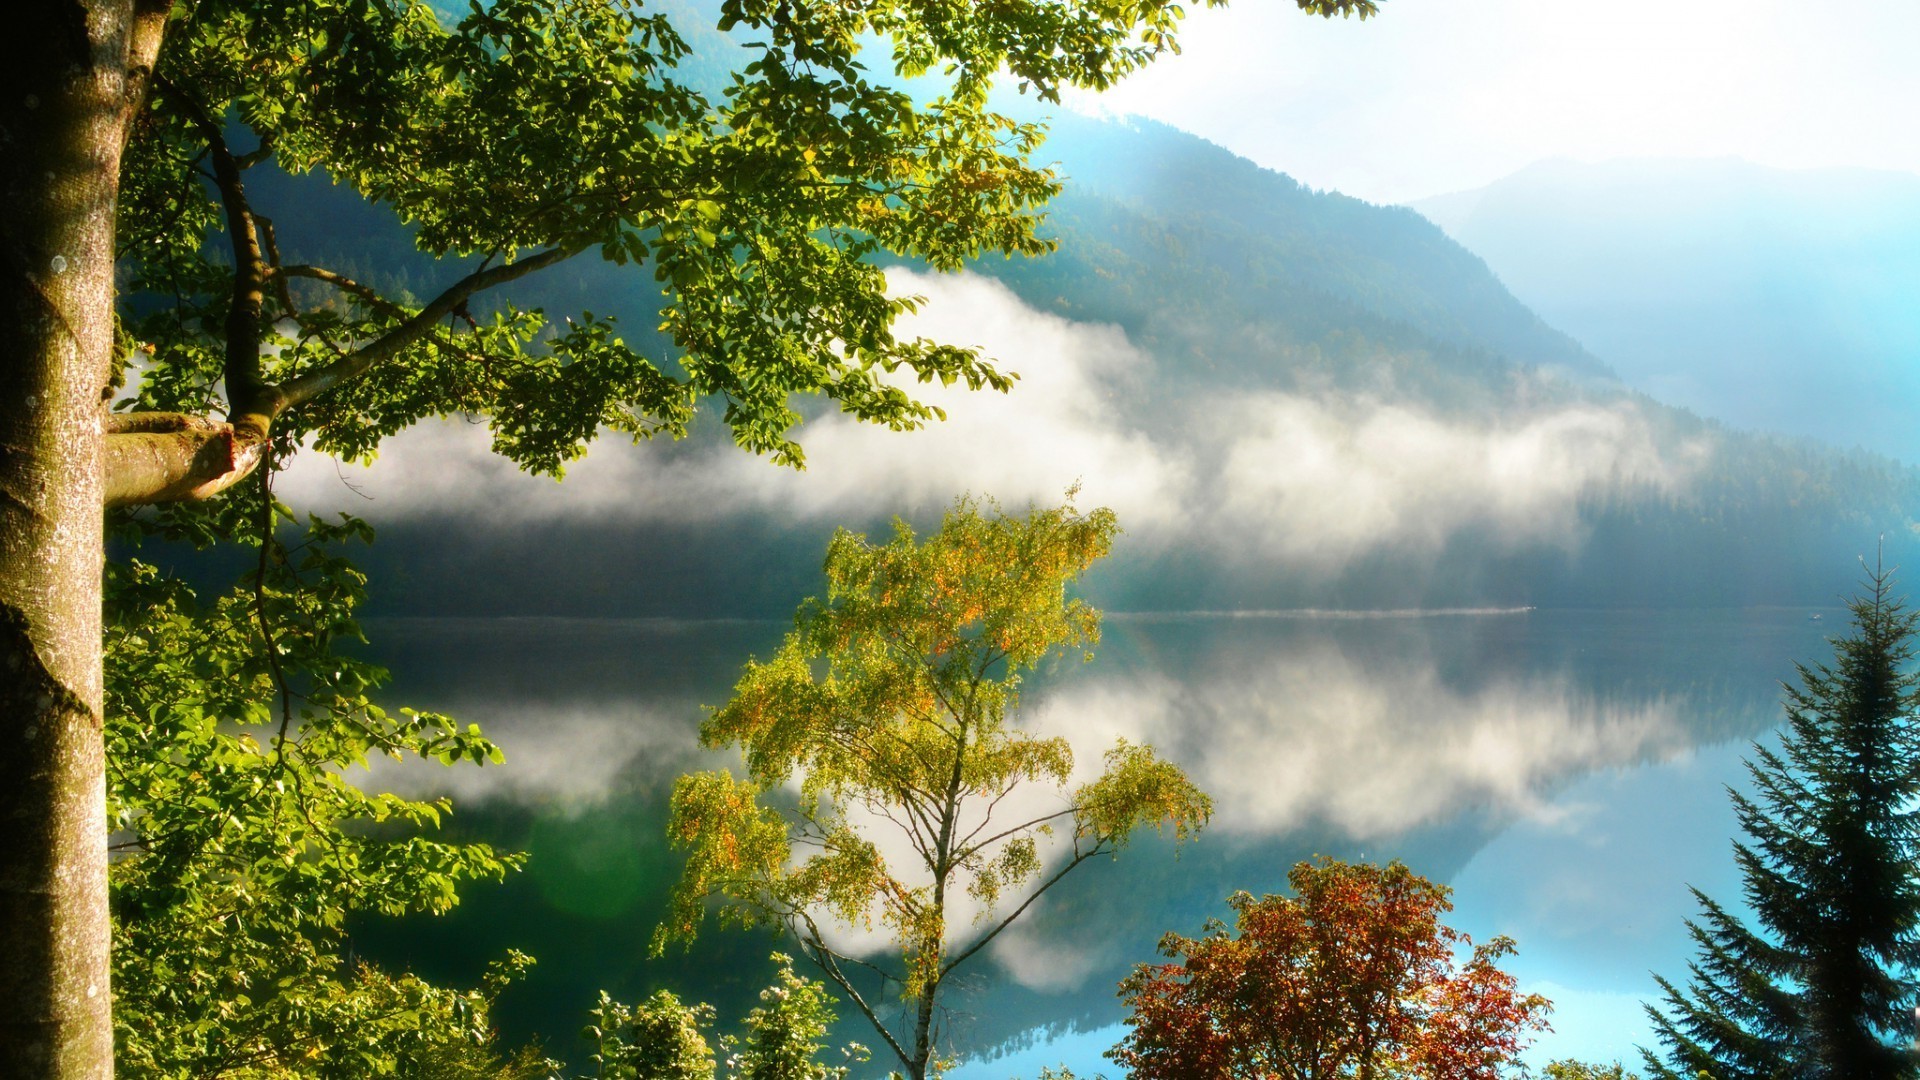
[1644, 565, 1920, 1080]
[0, 0, 1376, 1073]
[657, 497, 1212, 1080]
[1111, 858, 1551, 1080]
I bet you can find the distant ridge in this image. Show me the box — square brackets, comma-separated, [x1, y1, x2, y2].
[1409, 157, 1920, 464]
[978, 114, 1613, 385]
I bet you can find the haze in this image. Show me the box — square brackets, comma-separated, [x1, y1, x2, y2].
[1068, 0, 1920, 205]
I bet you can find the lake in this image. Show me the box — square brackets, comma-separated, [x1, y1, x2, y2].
[352, 604, 1838, 1073]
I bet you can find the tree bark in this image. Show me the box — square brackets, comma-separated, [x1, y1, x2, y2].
[0, 2, 152, 1075]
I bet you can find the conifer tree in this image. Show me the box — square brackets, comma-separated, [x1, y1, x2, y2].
[1645, 564, 1920, 1080]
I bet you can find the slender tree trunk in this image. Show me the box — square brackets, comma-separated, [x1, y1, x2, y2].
[0, 3, 149, 1075]
[910, 978, 938, 1080]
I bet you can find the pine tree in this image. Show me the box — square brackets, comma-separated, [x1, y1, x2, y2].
[1645, 564, 1920, 1080]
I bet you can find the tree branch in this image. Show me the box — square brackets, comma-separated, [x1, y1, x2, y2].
[793, 914, 914, 1073]
[122, 0, 172, 153]
[255, 216, 299, 318]
[103, 419, 266, 508]
[277, 264, 408, 320]
[938, 840, 1108, 980]
[105, 246, 578, 507]
[951, 805, 1075, 866]
[152, 75, 280, 418]
[277, 246, 573, 409]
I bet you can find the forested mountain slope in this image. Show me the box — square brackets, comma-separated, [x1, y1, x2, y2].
[988, 115, 1606, 388]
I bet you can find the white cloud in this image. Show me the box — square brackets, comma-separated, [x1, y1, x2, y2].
[1207, 394, 1706, 566]
[988, 910, 1110, 994]
[808, 622, 1690, 992]
[794, 745, 1089, 970]
[280, 271, 1711, 576]
[358, 701, 702, 809]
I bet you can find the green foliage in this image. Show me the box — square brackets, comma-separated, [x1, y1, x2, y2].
[584, 956, 865, 1080]
[120, 0, 1363, 477]
[586, 989, 717, 1080]
[1643, 565, 1920, 1080]
[659, 495, 1209, 1078]
[1543, 1061, 1642, 1080]
[106, 512, 535, 1077]
[98, 0, 1379, 1074]
[721, 957, 867, 1080]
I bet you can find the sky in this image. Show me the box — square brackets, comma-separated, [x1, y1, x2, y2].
[1060, 0, 1920, 205]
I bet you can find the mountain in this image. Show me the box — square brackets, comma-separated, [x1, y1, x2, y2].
[1413, 157, 1920, 464]
[984, 115, 1610, 387]
[240, 119, 1920, 620]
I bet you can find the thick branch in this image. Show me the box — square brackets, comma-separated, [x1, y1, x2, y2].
[153, 76, 279, 417]
[123, 1, 171, 148]
[938, 840, 1108, 981]
[103, 413, 268, 508]
[105, 411, 215, 435]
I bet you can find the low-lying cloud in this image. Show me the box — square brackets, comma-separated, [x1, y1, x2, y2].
[280, 270, 1190, 535]
[278, 268, 1711, 572]
[1212, 394, 1706, 567]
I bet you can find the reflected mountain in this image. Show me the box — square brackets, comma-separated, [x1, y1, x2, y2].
[349, 604, 1819, 1068]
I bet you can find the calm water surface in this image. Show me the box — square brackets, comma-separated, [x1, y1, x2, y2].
[355, 606, 1837, 1072]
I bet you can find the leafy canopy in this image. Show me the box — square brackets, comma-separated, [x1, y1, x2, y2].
[1112, 858, 1551, 1080]
[101, 0, 1368, 1068]
[659, 495, 1210, 1078]
[1542, 1062, 1643, 1080]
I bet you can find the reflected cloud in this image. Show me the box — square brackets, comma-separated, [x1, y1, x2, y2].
[797, 759, 1088, 967]
[359, 701, 703, 809]
[1030, 641, 1687, 840]
[798, 620, 1693, 994]
[344, 609, 1762, 1017]
[989, 910, 1111, 994]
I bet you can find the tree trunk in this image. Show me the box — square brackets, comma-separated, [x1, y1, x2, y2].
[0, 3, 149, 1075]
[910, 979, 937, 1080]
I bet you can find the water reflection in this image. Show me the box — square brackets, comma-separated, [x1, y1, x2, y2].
[353, 606, 1827, 1069]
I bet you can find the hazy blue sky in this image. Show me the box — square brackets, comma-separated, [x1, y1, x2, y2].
[1061, 0, 1920, 204]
